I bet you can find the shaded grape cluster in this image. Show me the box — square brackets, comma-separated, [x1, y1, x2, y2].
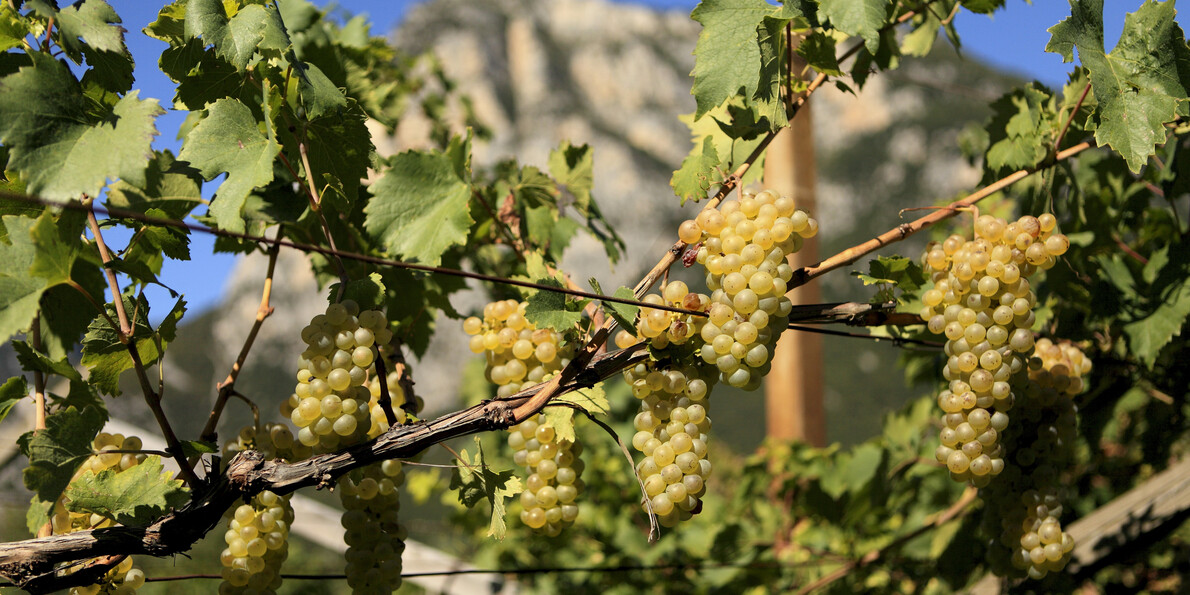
[920, 214, 1070, 485]
[463, 299, 573, 398]
[338, 460, 408, 594]
[218, 425, 301, 594]
[983, 339, 1090, 579]
[684, 188, 816, 389]
[53, 433, 148, 595]
[622, 361, 715, 527]
[508, 415, 585, 536]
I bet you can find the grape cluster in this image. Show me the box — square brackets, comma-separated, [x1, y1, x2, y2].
[364, 367, 419, 439]
[463, 299, 573, 398]
[288, 300, 392, 452]
[623, 361, 715, 527]
[983, 339, 1090, 579]
[683, 188, 815, 389]
[616, 280, 711, 351]
[69, 557, 145, 595]
[52, 433, 148, 595]
[338, 460, 407, 594]
[920, 214, 1070, 485]
[218, 425, 300, 594]
[508, 415, 585, 536]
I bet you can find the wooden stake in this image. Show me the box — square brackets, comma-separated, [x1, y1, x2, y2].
[764, 97, 826, 446]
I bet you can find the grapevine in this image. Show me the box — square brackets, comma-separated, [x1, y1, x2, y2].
[920, 213, 1070, 486]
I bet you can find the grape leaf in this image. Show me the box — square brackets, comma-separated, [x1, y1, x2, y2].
[53, 0, 125, 57]
[1124, 277, 1190, 369]
[672, 136, 721, 204]
[544, 384, 610, 443]
[328, 272, 386, 309]
[365, 138, 474, 267]
[819, 0, 893, 53]
[28, 210, 83, 286]
[286, 100, 372, 203]
[0, 53, 162, 200]
[179, 98, 280, 233]
[185, 0, 290, 70]
[548, 141, 594, 216]
[12, 340, 83, 383]
[0, 376, 26, 426]
[1046, 0, 1190, 172]
[524, 278, 586, 332]
[450, 437, 523, 540]
[292, 59, 348, 119]
[690, 0, 778, 120]
[64, 455, 189, 527]
[754, 15, 790, 130]
[17, 405, 105, 511]
[0, 216, 47, 345]
[0, 6, 29, 52]
[797, 31, 843, 76]
[80, 296, 186, 396]
[589, 279, 638, 333]
[38, 267, 106, 360]
[984, 84, 1054, 173]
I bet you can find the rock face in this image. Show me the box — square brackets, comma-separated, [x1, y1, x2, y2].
[141, 0, 1019, 446]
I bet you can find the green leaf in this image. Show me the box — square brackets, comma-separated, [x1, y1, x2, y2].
[544, 384, 610, 443]
[64, 455, 189, 527]
[594, 281, 639, 333]
[80, 296, 186, 396]
[819, 443, 884, 499]
[179, 440, 217, 458]
[1047, 0, 1190, 172]
[329, 272, 386, 309]
[984, 84, 1054, 173]
[524, 278, 586, 332]
[0, 54, 162, 200]
[18, 405, 105, 506]
[672, 136, 721, 204]
[1124, 278, 1190, 368]
[28, 210, 81, 286]
[797, 31, 843, 76]
[690, 0, 778, 120]
[852, 255, 925, 303]
[179, 98, 280, 233]
[293, 59, 347, 119]
[548, 141, 594, 216]
[0, 376, 26, 426]
[12, 340, 83, 382]
[819, 0, 892, 53]
[754, 16, 790, 130]
[0, 6, 29, 52]
[365, 142, 474, 266]
[0, 216, 47, 344]
[185, 0, 289, 70]
[54, 0, 125, 58]
[449, 436, 523, 540]
[292, 100, 373, 202]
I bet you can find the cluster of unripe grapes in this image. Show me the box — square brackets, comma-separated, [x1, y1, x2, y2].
[508, 415, 584, 535]
[921, 214, 1069, 485]
[52, 433, 148, 595]
[338, 460, 407, 594]
[463, 299, 573, 398]
[983, 339, 1089, 579]
[287, 300, 392, 451]
[682, 188, 814, 389]
[623, 362, 714, 527]
[218, 425, 298, 594]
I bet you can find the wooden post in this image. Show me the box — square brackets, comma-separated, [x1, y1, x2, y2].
[763, 94, 825, 446]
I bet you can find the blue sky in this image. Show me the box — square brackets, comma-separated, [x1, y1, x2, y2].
[104, 0, 1141, 317]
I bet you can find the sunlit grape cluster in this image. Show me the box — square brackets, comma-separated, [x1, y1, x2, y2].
[463, 299, 574, 398]
[508, 415, 585, 536]
[363, 367, 422, 439]
[218, 425, 301, 594]
[615, 280, 711, 351]
[287, 300, 392, 452]
[983, 339, 1090, 579]
[683, 188, 815, 389]
[338, 459, 407, 594]
[623, 361, 714, 527]
[921, 214, 1070, 485]
[53, 433, 148, 595]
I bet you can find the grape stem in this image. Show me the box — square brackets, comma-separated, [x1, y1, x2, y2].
[82, 197, 199, 488]
[789, 141, 1093, 289]
[31, 315, 50, 539]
